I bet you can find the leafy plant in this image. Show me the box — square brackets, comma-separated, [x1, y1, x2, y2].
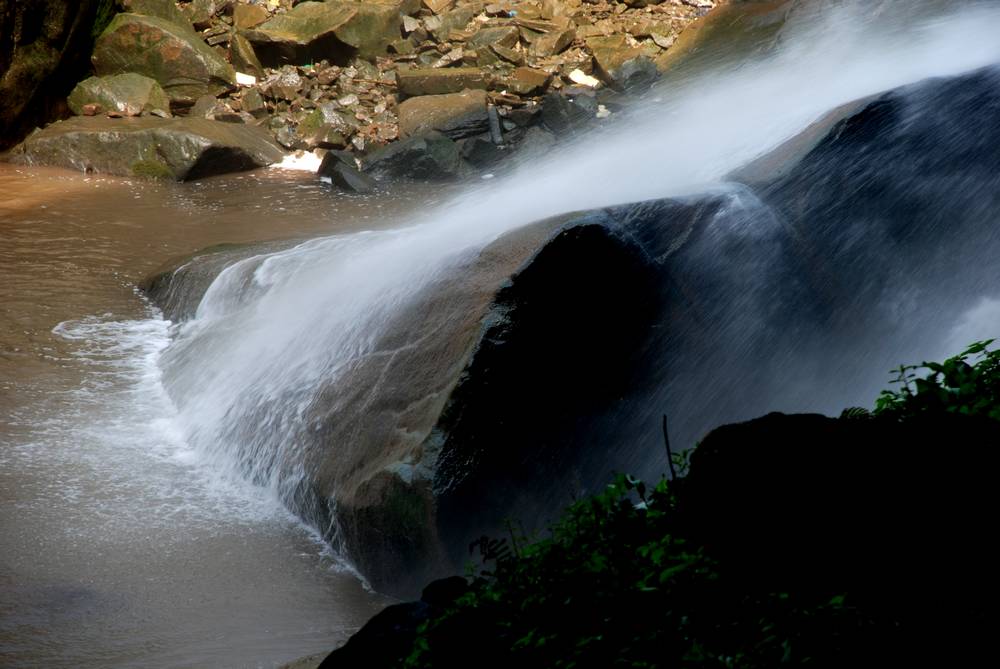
[404, 475, 858, 669]
[874, 339, 1000, 420]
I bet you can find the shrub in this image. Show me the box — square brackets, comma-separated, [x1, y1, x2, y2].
[873, 339, 1000, 420]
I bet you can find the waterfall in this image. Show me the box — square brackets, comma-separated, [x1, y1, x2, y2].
[156, 1, 1000, 584]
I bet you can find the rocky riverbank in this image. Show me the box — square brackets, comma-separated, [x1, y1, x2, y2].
[3, 0, 722, 184]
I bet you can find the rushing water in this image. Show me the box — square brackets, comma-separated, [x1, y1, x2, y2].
[4, 0, 1000, 665]
[160, 0, 1000, 553]
[0, 167, 455, 667]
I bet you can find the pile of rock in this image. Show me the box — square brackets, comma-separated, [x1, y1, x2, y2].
[10, 0, 718, 182]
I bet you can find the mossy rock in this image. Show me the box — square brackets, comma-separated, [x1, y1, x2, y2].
[68, 73, 171, 116]
[92, 13, 236, 104]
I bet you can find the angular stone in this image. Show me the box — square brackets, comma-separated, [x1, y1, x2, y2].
[361, 131, 465, 180]
[604, 55, 659, 92]
[245, 1, 400, 66]
[189, 94, 219, 119]
[184, 0, 219, 31]
[331, 1, 402, 60]
[540, 89, 597, 134]
[422, 0, 454, 13]
[242, 88, 268, 117]
[67, 73, 171, 117]
[231, 33, 264, 77]
[467, 25, 519, 50]
[491, 44, 525, 66]
[396, 68, 491, 100]
[397, 89, 489, 140]
[318, 153, 376, 193]
[588, 35, 645, 87]
[528, 27, 575, 57]
[119, 0, 192, 28]
[232, 3, 270, 30]
[506, 67, 550, 96]
[244, 2, 359, 67]
[8, 116, 285, 180]
[427, 4, 486, 42]
[92, 14, 236, 105]
[458, 135, 507, 168]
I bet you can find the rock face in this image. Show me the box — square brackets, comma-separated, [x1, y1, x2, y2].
[244, 1, 400, 68]
[8, 115, 285, 180]
[67, 73, 171, 117]
[91, 13, 236, 105]
[397, 89, 489, 139]
[0, 0, 110, 150]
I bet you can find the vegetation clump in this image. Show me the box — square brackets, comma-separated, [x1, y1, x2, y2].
[873, 340, 1000, 420]
[393, 341, 1000, 668]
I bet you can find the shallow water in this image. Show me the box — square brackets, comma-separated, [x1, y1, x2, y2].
[0, 164, 449, 668]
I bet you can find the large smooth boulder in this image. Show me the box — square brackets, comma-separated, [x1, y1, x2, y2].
[67, 73, 171, 117]
[8, 116, 285, 180]
[92, 13, 236, 105]
[397, 89, 489, 140]
[0, 0, 109, 150]
[244, 1, 400, 67]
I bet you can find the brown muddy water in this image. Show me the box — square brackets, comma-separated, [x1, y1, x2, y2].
[0, 164, 449, 668]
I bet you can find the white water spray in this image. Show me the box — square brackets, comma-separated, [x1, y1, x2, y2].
[161, 2, 1000, 507]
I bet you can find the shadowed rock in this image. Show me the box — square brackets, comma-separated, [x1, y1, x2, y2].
[0, 0, 108, 150]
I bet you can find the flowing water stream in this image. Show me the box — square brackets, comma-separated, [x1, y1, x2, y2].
[0, 168, 454, 667]
[3, 1, 1000, 666]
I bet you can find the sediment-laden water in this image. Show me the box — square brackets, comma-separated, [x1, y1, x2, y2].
[0, 166, 452, 668]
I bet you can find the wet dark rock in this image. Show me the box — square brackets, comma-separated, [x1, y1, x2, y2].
[317, 576, 469, 668]
[540, 89, 597, 134]
[318, 152, 376, 194]
[397, 89, 489, 140]
[600, 54, 659, 92]
[67, 73, 171, 117]
[361, 131, 466, 180]
[458, 135, 508, 167]
[92, 13, 236, 105]
[8, 115, 285, 180]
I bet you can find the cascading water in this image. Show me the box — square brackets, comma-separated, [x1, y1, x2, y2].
[158, 0, 1000, 588]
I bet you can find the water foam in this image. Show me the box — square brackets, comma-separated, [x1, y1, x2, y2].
[159, 2, 1000, 514]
